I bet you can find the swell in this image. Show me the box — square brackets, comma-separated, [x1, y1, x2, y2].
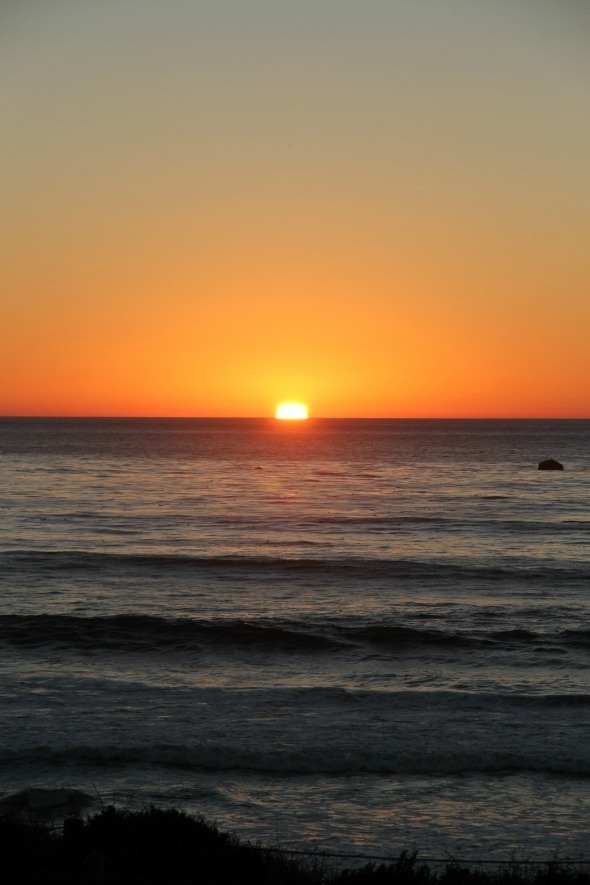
[13, 514, 589, 534]
[2, 742, 590, 778]
[0, 614, 340, 653]
[2, 613, 590, 655]
[1, 550, 587, 583]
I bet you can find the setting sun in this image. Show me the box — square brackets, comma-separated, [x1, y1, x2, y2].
[275, 402, 309, 420]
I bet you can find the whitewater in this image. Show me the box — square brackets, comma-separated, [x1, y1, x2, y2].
[0, 418, 589, 861]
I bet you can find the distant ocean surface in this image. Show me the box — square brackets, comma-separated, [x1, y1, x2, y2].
[1, 418, 589, 861]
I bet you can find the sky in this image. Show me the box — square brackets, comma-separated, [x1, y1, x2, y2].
[2, 0, 589, 418]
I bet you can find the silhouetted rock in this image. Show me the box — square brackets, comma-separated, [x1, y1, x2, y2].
[0, 787, 92, 819]
[538, 459, 564, 471]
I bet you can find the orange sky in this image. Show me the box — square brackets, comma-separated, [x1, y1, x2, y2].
[2, 1, 589, 417]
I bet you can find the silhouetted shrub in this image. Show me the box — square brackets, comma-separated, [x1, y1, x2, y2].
[335, 851, 433, 885]
[0, 807, 589, 885]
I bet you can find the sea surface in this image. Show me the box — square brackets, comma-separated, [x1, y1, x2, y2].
[1, 418, 589, 862]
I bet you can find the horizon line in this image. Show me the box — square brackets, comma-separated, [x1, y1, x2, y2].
[1, 414, 589, 421]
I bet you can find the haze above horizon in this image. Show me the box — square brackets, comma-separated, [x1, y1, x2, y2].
[2, 1, 589, 418]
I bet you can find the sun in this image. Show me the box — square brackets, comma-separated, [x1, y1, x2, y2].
[275, 402, 309, 420]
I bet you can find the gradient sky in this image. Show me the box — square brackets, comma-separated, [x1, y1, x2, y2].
[2, 1, 589, 417]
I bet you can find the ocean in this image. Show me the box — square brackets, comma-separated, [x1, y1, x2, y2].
[1, 418, 589, 862]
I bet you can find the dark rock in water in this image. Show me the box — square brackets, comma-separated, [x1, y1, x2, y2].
[538, 458, 564, 471]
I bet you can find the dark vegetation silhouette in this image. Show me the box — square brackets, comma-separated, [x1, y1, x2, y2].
[1, 806, 589, 885]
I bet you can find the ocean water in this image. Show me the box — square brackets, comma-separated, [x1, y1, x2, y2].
[1, 418, 589, 861]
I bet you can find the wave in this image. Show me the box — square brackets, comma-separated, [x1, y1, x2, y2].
[303, 515, 449, 526]
[0, 614, 341, 654]
[46, 512, 590, 534]
[349, 624, 482, 649]
[1, 549, 587, 584]
[1, 613, 589, 656]
[348, 625, 590, 651]
[2, 742, 590, 778]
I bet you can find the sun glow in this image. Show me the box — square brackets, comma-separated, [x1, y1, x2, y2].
[275, 402, 308, 420]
